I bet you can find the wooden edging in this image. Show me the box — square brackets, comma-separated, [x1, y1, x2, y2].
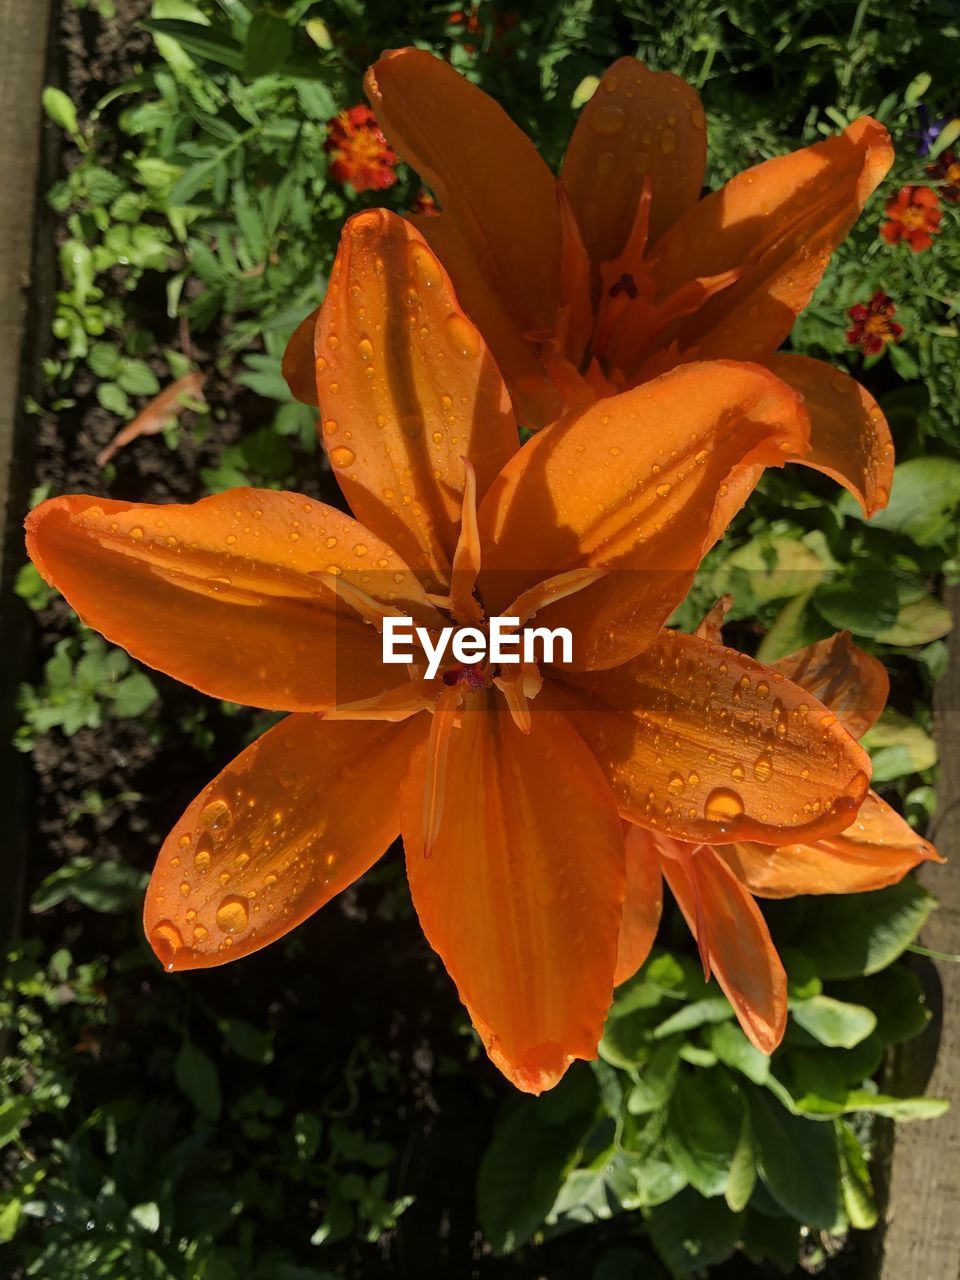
[874, 582, 960, 1279]
[0, 0, 55, 951]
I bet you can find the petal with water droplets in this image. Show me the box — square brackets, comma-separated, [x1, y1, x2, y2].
[144, 714, 426, 970]
[547, 627, 871, 845]
[26, 489, 437, 711]
[716, 790, 944, 899]
[401, 698, 625, 1094]
[655, 831, 787, 1053]
[768, 354, 894, 517]
[615, 823, 663, 985]
[316, 210, 518, 580]
[771, 631, 888, 739]
[562, 57, 706, 269]
[477, 361, 809, 669]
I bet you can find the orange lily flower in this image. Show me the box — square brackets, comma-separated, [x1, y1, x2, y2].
[615, 614, 943, 1054]
[285, 49, 895, 519]
[26, 213, 872, 1093]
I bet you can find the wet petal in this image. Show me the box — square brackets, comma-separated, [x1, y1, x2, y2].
[145, 715, 425, 970]
[717, 790, 943, 898]
[26, 490, 436, 711]
[401, 697, 625, 1094]
[767, 354, 894, 517]
[477, 361, 809, 668]
[644, 117, 893, 366]
[615, 823, 663, 985]
[771, 631, 888, 739]
[282, 304, 321, 405]
[316, 210, 519, 578]
[365, 48, 563, 428]
[548, 627, 871, 845]
[656, 832, 787, 1053]
[562, 58, 706, 268]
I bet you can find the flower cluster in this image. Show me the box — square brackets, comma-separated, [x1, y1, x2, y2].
[28, 51, 941, 1094]
[881, 184, 942, 251]
[846, 291, 904, 354]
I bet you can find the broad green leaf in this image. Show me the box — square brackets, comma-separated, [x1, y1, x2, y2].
[724, 1113, 756, 1213]
[0, 1098, 31, 1149]
[790, 996, 877, 1049]
[814, 569, 899, 636]
[654, 997, 734, 1038]
[747, 1086, 840, 1228]
[243, 10, 293, 78]
[875, 596, 952, 646]
[175, 1040, 222, 1121]
[665, 1069, 744, 1197]
[859, 457, 960, 545]
[756, 592, 829, 663]
[862, 710, 937, 782]
[837, 1120, 877, 1229]
[646, 1188, 742, 1276]
[833, 966, 931, 1045]
[706, 1022, 770, 1084]
[714, 530, 831, 605]
[795, 881, 936, 978]
[625, 1037, 683, 1115]
[143, 18, 245, 69]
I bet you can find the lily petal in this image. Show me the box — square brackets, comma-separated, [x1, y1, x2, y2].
[401, 697, 625, 1094]
[477, 361, 809, 668]
[562, 57, 706, 269]
[656, 832, 787, 1053]
[282, 304, 321, 405]
[716, 790, 944, 898]
[767, 354, 894, 517]
[316, 210, 519, 579]
[771, 631, 888, 739]
[549, 627, 871, 845]
[644, 117, 893, 367]
[365, 48, 563, 427]
[145, 715, 425, 970]
[26, 490, 436, 711]
[615, 823, 664, 985]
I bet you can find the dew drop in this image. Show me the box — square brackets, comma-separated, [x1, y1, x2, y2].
[704, 787, 745, 826]
[129, 526, 144, 541]
[194, 848, 211, 873]
[408, 240, 442, 288]
[150, 920, 184, 972]
[193, 924, 209, 944]
[753, 753, 773, 782]
[667, 771, 685, 796]
[591, 104, 625, 135]
[329, 445, 356, 469]
[216, 896, 250, 936]
[199, 798, 232, 834]
[401, 414, 423, 439]
[445, 313, 481, 358]
[356, 336, 374, 364]
[655, 483, 671, 498]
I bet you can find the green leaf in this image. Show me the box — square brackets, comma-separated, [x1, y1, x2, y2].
[0, 1098, 31, 1149]
[795, 881, 936, 978]
[143, 18, 245, 70]
[837, 1120, 877, 1229]
[646, 1189, 742, 1276]
[110, 671, 158, 718]
[875, 596, 952, 646]
[714, 530, 831, 606]
[814, 569, 899, 636]
[756, 592, 829, 663]
[243, 10, 293, 77]
[220, 1017, 275, 1063]
[791, 996, 877, 1049]
[861, 710, 937, 782]
[175, 1040, 222, 1121]
[833, 966, 931, 1045]
[706, 1022, 770, 1084]
[625, 1037, 683, 1114]
[724, 1112, 756, 1213]
[861, 457, 960, 545]
[31, 857, 147, 913]
[747, 1086, 840, 1228]
[838, 1090, 949, 1119]
[654, 997, 734, 1038]
[665, 1068, 744, 1197]
[130, 1201, 161, 1233]
[477, 1070, 598, 1253]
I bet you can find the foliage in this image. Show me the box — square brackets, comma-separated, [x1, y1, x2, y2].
[7, 0, 957, 1275]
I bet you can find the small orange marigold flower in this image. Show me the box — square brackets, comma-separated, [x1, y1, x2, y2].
[880, 184, 942, 251]
[846, 291, 903, 355]
[410, 188, 440, 217]
[926, 148, 960, 204]
[325, 105, 398, 193]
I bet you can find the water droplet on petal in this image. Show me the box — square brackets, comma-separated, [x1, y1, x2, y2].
[591, 104, 625, 135]
[753, 753, 773, 782]
[357, 337, 374, 363]
[150, 920, 184, 971]
[216, 896, 250, 935]
[199, 798, 232, 834]
[445, 313, 481, 358]
[329, 445, 356, 468]
[704, 787, 745, 826]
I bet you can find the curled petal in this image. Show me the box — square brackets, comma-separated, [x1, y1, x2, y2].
[401, 699, 625, 1094]
[695, 594, 734, 644]
[316, 210, 518, 578]
[615, 824, 663, 985]
[144, 715, 425, 970]
[365, 48, 563, 427]
[656, 832, 787, 1053]
[561, 58, 706, 269]
[548, 628, 871, 845]
[477, 361, 809, 668]
[767, 354, 894, 517]
[645, 117, 894, 365]
[716, 790, 944, 898]
[771, 631, 888, 739]
[26, 490, 437, 711]
[282, 305, 321, 405]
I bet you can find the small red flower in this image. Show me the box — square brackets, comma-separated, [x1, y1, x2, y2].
[325, 105, 398, 193]
[926, 148, 960, 203]
[846, 292, 904, 355]
[409, 188, 440, 217]
[880, 184, 942, 251]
